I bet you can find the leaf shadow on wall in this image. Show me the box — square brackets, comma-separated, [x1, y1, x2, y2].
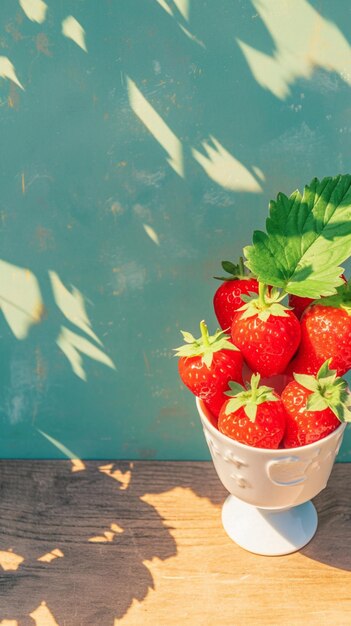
[113, 0, 351, 196]
[0, 260, 116, 386]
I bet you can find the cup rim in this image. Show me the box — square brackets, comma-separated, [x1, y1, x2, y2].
[196, 397, 346, 455]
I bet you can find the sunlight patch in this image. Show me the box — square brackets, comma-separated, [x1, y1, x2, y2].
[49, 272, 102, 345]
[37, 549, 64, 563]
[127, 76, 184, 178]
[0, 58, 24, 90]
[192, 136, 262, 193]
[56, 326, 115, 381]
[38, 429, 86, 472]
[62, 16, 87, 52]
[0, 549, 24, 571]
[173, 0, 189, 21]
[89, 523, 123, 543]
[99, 464, 132, 490]
[155, 0, 173, 16]
[30, 603, 60, 626]
[143, 224, 160, 246]
[178, 24, 205, 48]
[0, 260, 44, 339]
[19, 0, 47, 23]
[237, 0, 351, 99]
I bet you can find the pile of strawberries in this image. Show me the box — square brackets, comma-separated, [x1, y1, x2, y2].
[175, 260, 351, 449]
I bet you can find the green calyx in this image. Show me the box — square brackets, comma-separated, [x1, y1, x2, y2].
[236, 282, 291, 322]
[173, 320, 239, 368]
[294, 360, 351, 423]
[224, 373, 278, 422]
[214, 257, 252, 281]
[310, 280, 351, 315]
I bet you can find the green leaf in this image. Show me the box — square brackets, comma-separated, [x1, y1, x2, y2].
[225, 397, 246, 414]
[244, 402, 257, 422]
[332, 402, 351, 423]
[257, 309, 271, 322]
[315, 285, 351, 315]
[307, 393, 328, 412]
[181, 331, 197, 344]
[225, 381, 245, 396]
[240, 294, 253, 303]
[222, 260, 239, 275]
[294, 373, 319, 392]
[214, 258, 250, 281]
[316, 359, 335, 381]
[202, 352, 213, 368]
[244, 175, 351, 298]
[260, 303, 289, 318]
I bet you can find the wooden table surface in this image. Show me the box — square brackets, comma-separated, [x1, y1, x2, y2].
[0, 460, 350, 626]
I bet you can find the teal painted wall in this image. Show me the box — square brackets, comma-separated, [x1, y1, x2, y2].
[0, 0, 350, 460]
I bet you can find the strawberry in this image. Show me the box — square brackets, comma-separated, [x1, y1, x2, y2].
[281, 360, 351, 448]
[213, 258, 258, 331]
[231, 284, 301, 378]
[288, 274, 347, 319]
[218, 374, 286, 448]
[174, 321, 243, 418]
[288, 294, 315, 321]
[288, 286, 351, 377]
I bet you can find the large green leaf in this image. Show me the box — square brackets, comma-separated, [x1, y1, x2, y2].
[244, 175, 351, 298]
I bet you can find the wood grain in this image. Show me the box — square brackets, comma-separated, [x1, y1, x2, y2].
[0, 461, 350, 625]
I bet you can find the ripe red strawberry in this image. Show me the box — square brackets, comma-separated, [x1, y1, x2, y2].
[218, 374, 286, 448]
[213, 259, 258, 331]
[288, 294, 315, 321]
[281, 361, 351, 448]
[174, 321, 243, 418]
[231, 284, 301, 378]
[287, 290, 351, 377]
[288, 275, 347, 319]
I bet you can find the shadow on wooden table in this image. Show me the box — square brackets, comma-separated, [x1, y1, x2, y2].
[300, 465, 351, 572]
[0, 460, 224, 625]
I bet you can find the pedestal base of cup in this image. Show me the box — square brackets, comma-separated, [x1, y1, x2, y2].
[222, 495, 318, 556]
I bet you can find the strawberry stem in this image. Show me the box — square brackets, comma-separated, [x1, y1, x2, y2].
[250, 373, 261, 402]
[258, 282, 267, 309]
[225, 373, 278, 422]
[200, 320, 210, 347]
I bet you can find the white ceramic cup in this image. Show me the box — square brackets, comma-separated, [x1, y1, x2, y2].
[196, 397, 346, 556]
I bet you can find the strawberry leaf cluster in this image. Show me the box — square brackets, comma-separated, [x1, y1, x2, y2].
[244, 175, 351, 298]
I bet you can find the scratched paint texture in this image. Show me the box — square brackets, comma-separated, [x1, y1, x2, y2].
[0, 0, 350, 460]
